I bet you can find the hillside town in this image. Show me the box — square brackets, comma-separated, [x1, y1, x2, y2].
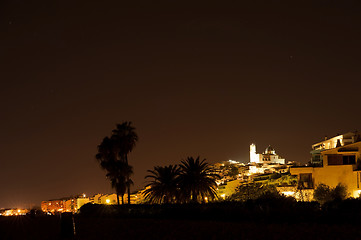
[36, 142, 296, 214]
[2, 131, 361, 216]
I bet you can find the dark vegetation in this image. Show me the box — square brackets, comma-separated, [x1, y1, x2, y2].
[77, 197, 361, 225]
[3, 198, 361, 240]
[313, 183, 348, 204]
[0, 215, 62, 240]
[4, 215, 361, 240]
[144, 157, 219, 203]
[228, 183, 280, 201]
[96, 122, 138, 205]
[252, 172, 297, 186]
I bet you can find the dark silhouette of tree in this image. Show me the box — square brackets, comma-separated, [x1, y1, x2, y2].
[313, 184, 332, 204]
[96, 137, 116, 170]
[96, 136, 125, 205]
[107, 162, 133, 204]
[331, 183, 348, 200]
[96, 122, 138, 205]
[178, 156, 219, 203]
[314, 183, 348, 204]
[111, 122, 138, 204]
[144, 165, 181, 204]
[229, 182, 280, 201]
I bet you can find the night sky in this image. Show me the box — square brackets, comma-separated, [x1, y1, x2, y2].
[1, 0, 361, 208]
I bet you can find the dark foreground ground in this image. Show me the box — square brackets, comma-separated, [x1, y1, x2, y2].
[1, 216, 361, 240]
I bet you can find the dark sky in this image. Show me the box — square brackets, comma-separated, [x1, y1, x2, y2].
[1, 0, 361, 208]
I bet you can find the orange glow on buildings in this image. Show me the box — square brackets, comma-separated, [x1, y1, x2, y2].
[0, 209, 29, 216]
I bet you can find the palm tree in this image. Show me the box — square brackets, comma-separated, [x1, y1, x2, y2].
[111, 122, 138, 164]
[96, 136, 116, 169]
[111, 122, 138, 204]
[96, 136, 123, 205]
[107, 161, 134, 204]
[178, 156, 219, 203]
[144, 165, 181, 204]
[96, 122, 138, 205]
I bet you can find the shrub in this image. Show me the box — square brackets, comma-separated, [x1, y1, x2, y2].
[228, 183, 283, 201]
[314, 183, 348, 204]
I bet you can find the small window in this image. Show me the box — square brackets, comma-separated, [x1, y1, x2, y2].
[299, 173, 313, 189]
[328, 155, 343, 165]
[343, 155, 356, 165]
[313, 155, 321, 162]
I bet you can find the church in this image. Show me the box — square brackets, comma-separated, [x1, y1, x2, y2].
[249, 143, 285, 164]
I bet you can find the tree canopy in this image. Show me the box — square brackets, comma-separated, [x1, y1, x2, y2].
[144, 165, 181, 204]
[178, 156, 219, 203]
[313, 183, 348, 204]
[229, 182, 281, 201]
[144, 156, 219, 204]
[96, 122, 138, 204]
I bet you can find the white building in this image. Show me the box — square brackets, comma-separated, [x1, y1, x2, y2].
[250, 143, 285, 164]
[310, 131, 360, 165]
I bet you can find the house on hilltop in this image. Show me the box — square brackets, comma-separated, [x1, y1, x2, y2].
[291, 131, 361, 198]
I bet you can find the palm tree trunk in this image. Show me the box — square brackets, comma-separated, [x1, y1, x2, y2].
[121, 194, 124, 205]
[127, 186, 131, 204]
[117, 193, 120, 205]
[192, 192, 198, 203]
[125, 154, 131, 204]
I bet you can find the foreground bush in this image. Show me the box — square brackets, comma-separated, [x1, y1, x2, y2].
[228, 183, 282, 201]
[78, 201, 321, 223]
[313, 183, 348, 204]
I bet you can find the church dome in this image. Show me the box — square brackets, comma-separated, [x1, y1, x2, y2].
[264, 145, 276, 155]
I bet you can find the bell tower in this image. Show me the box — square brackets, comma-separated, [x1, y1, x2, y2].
[250, 143, 259, 163]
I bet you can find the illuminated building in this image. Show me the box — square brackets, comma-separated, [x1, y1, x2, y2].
[98, 193, 141, 204]
[310, 131, 360, 166]
[41, 199, 66, 213]
[210, 148, 292, 199]
[291, 132, 361, 198]
[249, 144, 287, 175]
[64, 196, 90, 212]
[0, 209, 29, 216]
[99, 194, 117, 204]
[41, 192, 142, 211]
[41, 194, 90, 213]
[77, 196, 91, 209]
[250, 144, 285, 164]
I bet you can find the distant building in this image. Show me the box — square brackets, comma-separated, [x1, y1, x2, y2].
[250, 144, 285, 164]
[249, 144, 287, 175]
[41, 191, 143, 213]
[310, 131, 360, 165]
[0, 209, 28, 216]
[41, 199, 66, 213]
[41, 194, 90, 213]
[97, 193, 141, 205]
[291, 131, 361, 198]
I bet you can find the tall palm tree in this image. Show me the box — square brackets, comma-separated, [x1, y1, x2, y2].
[96, 136, 123, 204]
[111, 122, 138, 164]
[144, 165, 181, 204]
[96, 122, 138, 205]
[111, 122, 138, 204]
[107, 162, 133, 204]
[178, 156, 219, 203]
[96, 136, 116, 169]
